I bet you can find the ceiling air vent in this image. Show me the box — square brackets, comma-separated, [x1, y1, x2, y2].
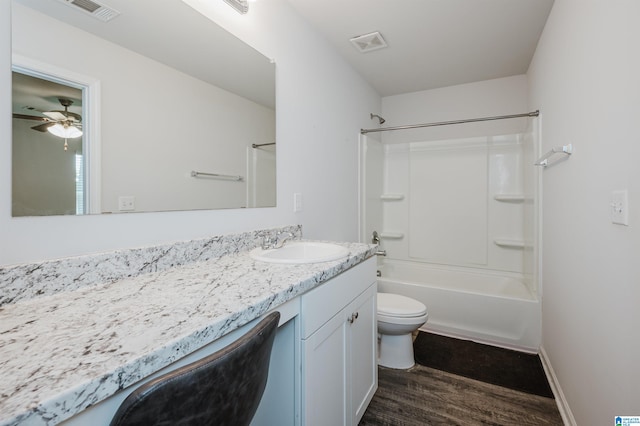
[56, 0, 120, 22]
[350, 31, 388, 53]
[223, 0, 249, 15]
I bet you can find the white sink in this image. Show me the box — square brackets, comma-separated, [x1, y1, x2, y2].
[250, 242, 350, 264]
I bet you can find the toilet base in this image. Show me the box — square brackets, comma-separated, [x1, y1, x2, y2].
[378, 333, 416, 369]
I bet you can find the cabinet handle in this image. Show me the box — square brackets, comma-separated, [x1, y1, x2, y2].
[347, 312, 359, 324]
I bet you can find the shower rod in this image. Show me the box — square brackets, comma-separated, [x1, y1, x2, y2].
[360, 110, 539, 134]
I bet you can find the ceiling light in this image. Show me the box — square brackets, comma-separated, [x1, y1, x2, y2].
[48, 123, 83, 139]
[350, 32, 388, 53]
[223, 0, 248, 14]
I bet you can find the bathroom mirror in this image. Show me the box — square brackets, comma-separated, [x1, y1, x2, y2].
[11, 0, 276, 216]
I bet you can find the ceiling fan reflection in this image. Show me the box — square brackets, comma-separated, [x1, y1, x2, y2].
[13, 97, 83, 150]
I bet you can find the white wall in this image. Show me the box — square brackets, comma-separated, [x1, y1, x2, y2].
[0, 0, 380, 265]
[381, 75, 530, 144]
[528, 0, 640, 423]
[12, 118, 81, 216]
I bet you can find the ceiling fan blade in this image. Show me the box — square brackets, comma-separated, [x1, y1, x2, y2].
[43, 110, 82, 121]
[43, 111, 67, 121]
[31, 122, 55, 132]
[66, 111, 82, 121]
[12, 113, 47, 121]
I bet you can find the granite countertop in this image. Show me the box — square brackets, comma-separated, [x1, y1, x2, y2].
[0, 241, 376, 426]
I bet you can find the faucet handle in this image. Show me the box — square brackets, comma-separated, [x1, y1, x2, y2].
[261, 236, 274, 250]
[274, 231, 294, 248]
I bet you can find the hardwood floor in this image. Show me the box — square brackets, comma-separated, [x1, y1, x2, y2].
[359, 364, 564, 425]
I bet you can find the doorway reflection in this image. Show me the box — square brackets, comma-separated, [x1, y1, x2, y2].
[12, 70, 86, 216]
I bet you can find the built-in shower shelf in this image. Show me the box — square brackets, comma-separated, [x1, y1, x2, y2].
[380, 194, 405, 201]
[494, 239, 528, 249]
[493, 194, 528, 202]
[379, 232, 404, 239]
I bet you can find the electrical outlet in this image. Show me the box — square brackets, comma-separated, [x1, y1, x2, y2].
[611, 190, 628, 226]
[118, 196, 136, 212]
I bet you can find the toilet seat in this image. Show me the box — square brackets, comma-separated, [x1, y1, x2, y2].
[377, 293, 427, 318]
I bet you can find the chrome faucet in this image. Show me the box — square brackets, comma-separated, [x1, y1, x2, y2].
[262, 231, 294, 250]
[261, 236, 275, 250]
[274, 231, 294, 248]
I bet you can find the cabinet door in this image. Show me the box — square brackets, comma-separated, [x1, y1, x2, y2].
[348, 284, 378, 425]
[302, 311, 348, 426]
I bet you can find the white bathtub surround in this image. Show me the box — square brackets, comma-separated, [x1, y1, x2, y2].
[378, 134, 535, 277]
[0, 225, 301, 306]
[0, 227, 376, 426]
[360, 99, 541, 350]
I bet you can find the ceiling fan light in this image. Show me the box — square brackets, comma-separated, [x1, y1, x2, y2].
[66, 126, 83, 138]
[47, 124, 65, 138]
[48, 123, 83, 139]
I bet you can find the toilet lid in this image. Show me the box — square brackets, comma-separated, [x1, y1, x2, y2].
[377, 293, 427, 318]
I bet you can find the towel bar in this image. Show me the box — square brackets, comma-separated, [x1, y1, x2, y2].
[191, 171, 243, 181]
[535, 144, 572, 167]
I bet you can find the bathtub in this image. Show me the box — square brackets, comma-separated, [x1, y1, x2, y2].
[377, 259, 541, 352]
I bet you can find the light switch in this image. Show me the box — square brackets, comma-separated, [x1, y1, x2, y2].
[611, 190, 628, 226]
[293, 193, 303, 213]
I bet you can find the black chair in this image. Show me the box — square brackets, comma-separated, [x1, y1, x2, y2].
[110, 311, 280, 426]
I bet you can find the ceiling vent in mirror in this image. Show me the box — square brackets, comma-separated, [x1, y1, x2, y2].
[350, 31, 388, 53]
[56, 0, 121, 22]
[223, 0, 249, 14]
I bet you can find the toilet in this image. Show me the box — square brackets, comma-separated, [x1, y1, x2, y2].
[377, 292, 428, 369]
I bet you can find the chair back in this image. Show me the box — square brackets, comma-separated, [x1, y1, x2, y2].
[110, 311, 280, 426]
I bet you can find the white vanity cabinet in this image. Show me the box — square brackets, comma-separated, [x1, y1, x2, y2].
[300, 257, 377, 426]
